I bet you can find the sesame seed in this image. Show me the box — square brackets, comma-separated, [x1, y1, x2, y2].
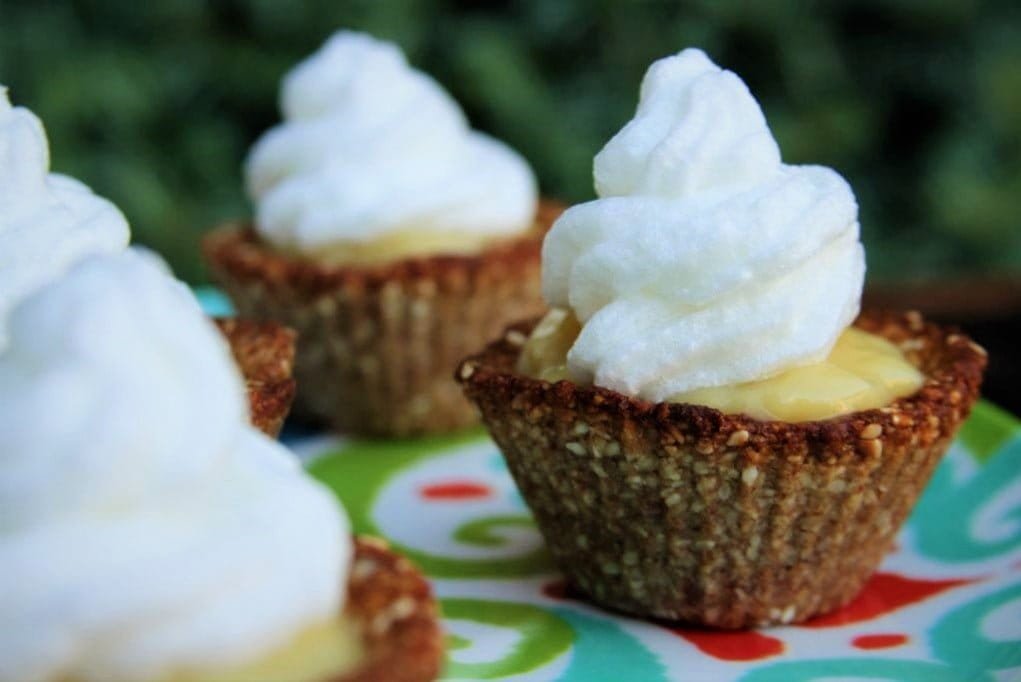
[906, 310, 923, 331]
[505, 329, 527, 347]
[727, 429, 750, 447]
[390, 596, 417, 621]
[410, 300, 430, 318]
[742, 466, 759, 486]
[828, 479, 847, 493]
[565, 441, 586, 455]
[315, 297, 336, 315]
[860, 423, 883, 439]
[458, 362, 476, 380]
[352, 559, 378, 582]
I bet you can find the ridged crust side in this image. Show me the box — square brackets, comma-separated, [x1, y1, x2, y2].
[216, 318, 297, 438]
[204, 201, 562, 436]
[339, 537, 443, 682]
[456, 310, 986, 628]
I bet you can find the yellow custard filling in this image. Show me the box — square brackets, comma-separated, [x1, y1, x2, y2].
[290, 230, 499, 266]
[518, 308, 924, 422]
[517, 308, 581, 383]
[156, 616, 363, 682]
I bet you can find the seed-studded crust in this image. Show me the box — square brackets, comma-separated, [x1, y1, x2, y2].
[338, 536, 443, 682]
[457, 310, 986, 628]
[203, 201, 563, 437]
[215, 318, 297, 438]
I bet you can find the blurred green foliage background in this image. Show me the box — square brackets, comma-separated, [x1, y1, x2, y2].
[1, 0, 1019, 284]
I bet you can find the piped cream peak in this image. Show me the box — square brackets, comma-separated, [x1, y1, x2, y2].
[0, 250, 350, 682]
[540, 48, 865, 401]
[0, 86, 129, 349]
[245, 31, 537, 255]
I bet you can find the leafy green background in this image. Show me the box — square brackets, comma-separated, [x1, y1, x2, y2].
[2, 0, 1019, 284]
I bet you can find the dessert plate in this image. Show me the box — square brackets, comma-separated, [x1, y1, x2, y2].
[196, 291, 1021, 680]
[292, 402, 1021, 681]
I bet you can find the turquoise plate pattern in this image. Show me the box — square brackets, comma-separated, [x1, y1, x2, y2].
[295, 402, 1021, 682]
[197, 289, 1021, 681]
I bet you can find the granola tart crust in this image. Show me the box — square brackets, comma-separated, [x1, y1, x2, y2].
[456, 310, 986, 628]
[204, 201, 563, 437]
[203, 200, 563, 296]
[339, 536, 443, 682]
[216, 318, 296, 438]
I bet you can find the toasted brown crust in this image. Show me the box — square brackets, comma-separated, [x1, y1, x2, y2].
[215, 318, 297, 438]
[204, 201, 563, 436]
[456, 310, 986, 628]
[339, 537, 443, 682]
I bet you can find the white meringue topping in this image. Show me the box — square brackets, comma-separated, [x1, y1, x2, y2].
[0, 86, 130, 350]
[0, 250, 350, 682]
[246, 31, 537, 254]
[541, 48, 865, 400]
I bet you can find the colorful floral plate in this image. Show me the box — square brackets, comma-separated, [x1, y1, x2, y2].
[197, 290, 1021, 680]
[281, 402, 1019, 681]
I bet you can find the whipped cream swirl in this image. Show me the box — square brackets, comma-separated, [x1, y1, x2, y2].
[0, 86, 129, 350]
[542, 48, 865, 401]
[0, 250, 350, 682]
[246, 31, 538, 253]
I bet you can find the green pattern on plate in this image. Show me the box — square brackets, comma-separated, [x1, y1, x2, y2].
[309, 430, 553, 578]
[302, 401, 1021, 681]
[441, 598, 573, 679]
[957, 401, 1021, 463]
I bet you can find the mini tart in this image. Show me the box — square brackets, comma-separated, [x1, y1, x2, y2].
[457, 310, 986, 628]
[216, 318, 297, 438]
[204, 200, 563, 437]
[338, 536, 443, 682]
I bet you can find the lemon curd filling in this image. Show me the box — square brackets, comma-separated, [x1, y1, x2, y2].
[518, 308, 924, 422]
[289, 229, 502, 266]
[517, 308, 581, 383]
[154, 616, 363, 682]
